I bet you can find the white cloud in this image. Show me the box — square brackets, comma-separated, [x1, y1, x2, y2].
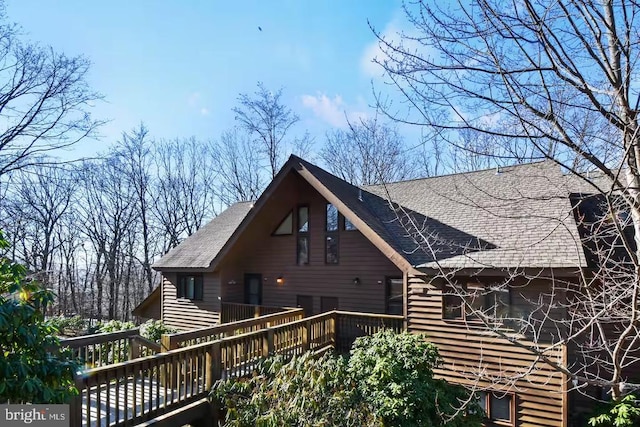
[187, 92, 210, 117]
[301, 93, 347, 127]
[301, 93, 368, 128]
[360, 13, 427, 78]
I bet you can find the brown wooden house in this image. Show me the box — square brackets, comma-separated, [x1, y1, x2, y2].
[147, 155, 613, 427]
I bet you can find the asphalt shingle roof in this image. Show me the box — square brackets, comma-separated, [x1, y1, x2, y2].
[365, 161, 588, 269]
[152, 201, 253, 269]
[154, 156, 592, 272]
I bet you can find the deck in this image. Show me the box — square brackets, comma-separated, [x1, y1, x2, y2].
[63, 308, 404, 427]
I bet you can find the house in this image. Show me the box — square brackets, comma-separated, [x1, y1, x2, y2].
[149, 154, 621, 427]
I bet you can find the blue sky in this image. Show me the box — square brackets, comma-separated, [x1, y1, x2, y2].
[7, 1, 409, 158]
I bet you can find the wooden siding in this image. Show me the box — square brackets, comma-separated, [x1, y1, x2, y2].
[407, 274, 567, 427]
[161, 272, 221, 330]
[219, 172, 401, 315]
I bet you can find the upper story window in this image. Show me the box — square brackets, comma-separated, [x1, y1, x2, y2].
[344, 216, 357, 231]
[298, 206, 309, 232]
[443, 281, 511, 321]
[326, 204, 339, 264]
[273, 211, 293, 235]
[177, 273, 203, 300]
[326, 204, 338, 231]
[297, 205, 309, 265]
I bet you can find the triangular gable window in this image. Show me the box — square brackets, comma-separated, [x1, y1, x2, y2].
[273, 211, 293, 235]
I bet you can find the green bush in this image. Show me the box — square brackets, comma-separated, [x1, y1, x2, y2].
[86, 319, 137, 364]
[49, 315, 88, 336]
[85, 319, 174, 365]
[97, 319, 136, 333]
[211, 330, 481, 427]
[349, 329, 480, 427]
[212, 352, 377, 427]
[589, 394, 640, 427]
[0, 231, 79, 403]
[139, 319, 177, 343]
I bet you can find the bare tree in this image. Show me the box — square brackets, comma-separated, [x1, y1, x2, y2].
[371, 0, 640, 409]
[153, 137, 216, 252]
[321, 117, 416, 185]
[0, 6, 101, 176]
[233, 82, 303, 178]
[115, 124, 157, 293]
[79, 157, 138, 320]
[209, 127, 265, 205]
[2, 164, 75, 302]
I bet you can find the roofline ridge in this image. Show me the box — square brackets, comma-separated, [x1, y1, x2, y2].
[363, 159, 551, 188]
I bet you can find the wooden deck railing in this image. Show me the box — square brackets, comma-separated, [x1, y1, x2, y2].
[161, 308, 304, 350]
[70, 310, 404, 427]
[334, 310, 404, 352]
[220, 301, 292, 323]
[72, 338, 215, 427]
[61, 328, 160, 369]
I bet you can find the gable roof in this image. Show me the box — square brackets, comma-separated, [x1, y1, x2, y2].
[153, 156, 590, 273]
[152, 201, 253, 270]
[132, 286, 161, 319]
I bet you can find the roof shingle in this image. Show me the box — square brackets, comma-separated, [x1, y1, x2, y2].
[152, 201, 253, 270]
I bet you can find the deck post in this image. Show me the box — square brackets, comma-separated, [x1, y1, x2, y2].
[160, 334, 169, 387]
[331, 311, 338, 351]
[209, 341, 222, 426]
[205, 345, 213, 391]
[262, 328, 275, 356]
[129, 337, 140, 360]
[302, 320, 310, 352]
[205, 341, 222, 390]
[69, 376, 83, 427]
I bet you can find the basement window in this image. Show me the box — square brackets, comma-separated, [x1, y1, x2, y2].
[476, 391, 514, 425]
[177, 274, 203, 301]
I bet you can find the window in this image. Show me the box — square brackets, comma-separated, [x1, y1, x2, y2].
[386, 277, 403, 315]
[344, 215, 357, 231]
[326, 204, 338, 231]
[443, 285, 463, 319]
[443, 281, 511, 321]
[273, 211, 293, 235]
[325, 235, 338, 263]
[486, 286, 511, 318]
[476, 391, 514, 425]
[326, 204, 339, 264]
[177, 274, 203, 300]
[298, 206, 309, 232]
[297, 206, 309, 265]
